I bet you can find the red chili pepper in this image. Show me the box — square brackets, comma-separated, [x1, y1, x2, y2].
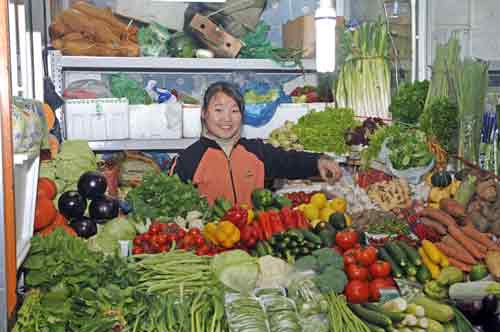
[293, 210, 310, 229]
[280, 206, 297, 230]
[268, 210, 285, 234]
[257, 211, 273, 240]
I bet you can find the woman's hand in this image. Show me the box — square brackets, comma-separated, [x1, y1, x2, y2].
[317, 156, 342, 183]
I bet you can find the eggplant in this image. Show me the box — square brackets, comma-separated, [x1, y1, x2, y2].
[483, 313, 500, 332]
[58, 191, 87, 219]
[457, 301, 484, 325]
[70, 217, 97, 238]
[89, 196, 119, 221]
[77, 171, 107, 200]
[481, 295, 498, 318]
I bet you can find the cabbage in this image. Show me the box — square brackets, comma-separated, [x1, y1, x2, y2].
[211, 250, 259, 294]
[88, 217, 137, 255]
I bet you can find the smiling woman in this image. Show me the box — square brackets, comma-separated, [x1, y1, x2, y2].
[170, 81, 342, 207]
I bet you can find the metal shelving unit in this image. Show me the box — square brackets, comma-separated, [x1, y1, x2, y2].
[49, 51, 316, 151]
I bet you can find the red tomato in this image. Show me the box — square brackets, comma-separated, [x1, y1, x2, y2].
[132, 247, 144, 255]
[346, 264, 369, 281]
[369, 278, 397, 301]
[196, 245, 210, 256]
[335, 230, 359, 250]
[158, 223, 168, 233]
[343, 250, 358, 267]
[149, 223, 162, 234]
[188, 228, 201, 236]
[159, 244, 170, 253]
[369, 260, 392, 278]
[133, 237, 142, 246]
[177, 229, 186, 239]
[166, 233, 176, 243]
[332, 246, 344, 255]
[356, 246, 378, 266]
[157, 234, 169, 245]
[344, 280, 370, 304]
[142, 233, 152, 242]
[194, 235, 205, 246]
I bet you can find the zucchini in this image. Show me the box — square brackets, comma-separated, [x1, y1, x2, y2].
[385, 242, 408, 267]
[348, 304, 393, 328]
[298, 229, 323, 244]
[363, 303, 406, 323]
[397, 241, 422, 266]
[379, 247, 404, 278]
[286, 229, 304, 242]
[412, 296, 454, 323]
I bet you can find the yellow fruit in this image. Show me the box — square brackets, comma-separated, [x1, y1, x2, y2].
[329, 197, 348, 213]
[303, 204, 320, 221]
[310, 193, 327, 209]
[319, 207, 335, 221]
[297, 204, 307, 212]
[247, 209, 255, 224]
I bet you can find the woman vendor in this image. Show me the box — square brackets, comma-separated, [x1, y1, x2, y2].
[170, 81, 342, 207]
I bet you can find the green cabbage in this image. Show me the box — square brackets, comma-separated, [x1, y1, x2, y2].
[88, 217, 137, 255]
[211, 250, 259, 294]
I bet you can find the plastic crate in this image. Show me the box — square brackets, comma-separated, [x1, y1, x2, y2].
[182, 104, 202, 138]
[65, 98, 129, 140]
[129, 103, 182, 139]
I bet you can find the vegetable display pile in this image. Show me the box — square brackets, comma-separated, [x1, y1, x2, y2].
[386, 129, 433, 170]
[389, 80, 430, 125]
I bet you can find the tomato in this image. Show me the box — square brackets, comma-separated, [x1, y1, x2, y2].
[369, 278, 397, 301]
[158, 223, 168, 233]
[335, 230, 359, 250]
[346, 264, 369, 281]
[369, 260, 392, 278]
[356, 246, 378, 266]
[132, 247, 144, 255]
[159, 244, 170, 253]
[157, 233, 169, 245]
[344, 280, 370, 304]
[166, 233, 176, 243]
[177, 229, 186, 239]
[133, 237, 142, 246]
[196, 245, 210, 256]
[343, 250, 358, 268]
[149, 223, 162, 234]
[142, 233, 152, 242]
[193, 235, 205, 246]
[188, 228, 201, 236]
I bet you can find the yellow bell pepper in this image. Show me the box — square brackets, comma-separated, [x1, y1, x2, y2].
[214, 221, 240, 248]
[240, 204, 255, 224]
[203, 223, 219, 245]
[428, 187, 451, 205]
[329, 197, 348, 214]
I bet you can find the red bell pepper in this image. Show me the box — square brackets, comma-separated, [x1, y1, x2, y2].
[240, 223, 259, 248]
[223, 207, 248, 230]
[294, 210, 310, 230]
[267, 210, 285, 235]
[280, 206, 297, 230]
[257, 211, 273, 240]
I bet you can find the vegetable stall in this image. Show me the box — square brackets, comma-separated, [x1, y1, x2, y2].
[10, 4, 500, 332]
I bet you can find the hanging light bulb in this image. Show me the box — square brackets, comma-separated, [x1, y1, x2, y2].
[391, 0, 401, 17]
[315, 0, 336, 73]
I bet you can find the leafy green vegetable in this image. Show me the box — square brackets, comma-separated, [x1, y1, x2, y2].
[312, 248, 344, 271]
[390, 80, 429, 124]
[387, 129, 434, 170]
[110, 73, 152, 105]
[313, 266, 348, 294]
[212, 250, 259, 294]
[292, 107, 359, 154]
[88, 217, 137, 255]
[295, 255, 319, 271]
[361, 124, 405, 168]
[419, 97, 459, 153]
[126, 173, 209, 221]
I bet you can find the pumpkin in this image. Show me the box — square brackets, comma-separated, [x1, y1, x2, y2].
[37, 177, 58, 200]
[34, 198, 57, 231]
[431, 170, 452, 188]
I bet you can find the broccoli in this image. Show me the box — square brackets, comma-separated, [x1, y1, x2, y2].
[295, 255, 318, 271]
[313, 266, 347, 294]
[312, 248, 344, 271]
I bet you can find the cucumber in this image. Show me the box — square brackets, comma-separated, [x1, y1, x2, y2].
[397, 241, 422, 266]
[298, 229, 323, 244]
[363, 303, 406, 323]
[256, 241, 267, 257]
[348, 304, 393, 328]
[318, 229, 335, 247]
[412, 296, 454, 323]
[378, 247, 404, 278]
[362, 320, 386, 332]
[262, 241, 273, 255]
[286, 229, 304, 242]
[404, 262, 418, 277]
[385, 242, 408, 267]
[288, 240, 299, 248]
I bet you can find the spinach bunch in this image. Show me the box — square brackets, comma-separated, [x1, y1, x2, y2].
[126, 173, 210, 221]
[388, 129, 434, 170]
[389, 80, 429, 125]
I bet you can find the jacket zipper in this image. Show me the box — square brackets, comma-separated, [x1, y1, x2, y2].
[226, 153, 238, 204]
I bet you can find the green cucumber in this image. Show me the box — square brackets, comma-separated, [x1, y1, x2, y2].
[384, 242, 408, 267]
[348, 304, 392, 328]
[378, 247, 404, 278]
[363, 303, 406, 323]
[404, 262, 418, 277]
[256, 241, 267, 257]
[286, 229, 304, 242]
[288, 240, 299, 248]
[397, 241, 422, 266]
[262, 241, 273, 255]
[299, 229, 323, 244]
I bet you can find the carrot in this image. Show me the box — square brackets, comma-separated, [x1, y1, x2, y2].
[447, 257, 471, 272]
[448, 225, 486, 260]
[420, 217, 447, 235]
[462, 225, 500, 250]
[439, 198, 466, 218]
[441, 235, 477, 264]
[435, 241, 475, 265]
[419, 208, 457, 228]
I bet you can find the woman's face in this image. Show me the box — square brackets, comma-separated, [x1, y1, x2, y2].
[202, 92, 242, 139]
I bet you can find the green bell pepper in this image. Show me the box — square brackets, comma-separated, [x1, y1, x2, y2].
[251, 188, 274, 209]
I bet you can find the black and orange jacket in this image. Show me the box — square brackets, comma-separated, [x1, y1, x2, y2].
[169, 137, 321, 207]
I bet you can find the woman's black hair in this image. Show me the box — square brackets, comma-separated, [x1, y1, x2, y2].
[202, 81, 245, 114]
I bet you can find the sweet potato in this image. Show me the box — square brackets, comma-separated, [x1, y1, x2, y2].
[448, 225, 486, 260]
[62, 32, 85, 41]
[447, 257, 471, 272]
[118, 40, 140, 57]
[435, 242, 474, 266]
[485, 251, 500, 280]
[420, 217, 447, 235]
[419, 208, 457, 228]
[462, 225, 500, 251]
[477, 179, 497, 202]
[61, 9, 119, 44]
[442, 235, 477, 264]
[439, 198, 466, 218]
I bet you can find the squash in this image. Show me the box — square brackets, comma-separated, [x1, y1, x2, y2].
[329, 212, 347, 230]
[431, 171, 452, 188]
[34, 198, 57, 231]
[37, 177, 58, 200]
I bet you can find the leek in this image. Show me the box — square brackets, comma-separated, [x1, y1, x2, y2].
[335, 20, 391, 119]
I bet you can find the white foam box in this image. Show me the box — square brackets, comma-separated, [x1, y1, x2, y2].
[65, 98, 129, 140]
[242, 103, 329, 139]
[129, 102, 182, 139]
[182, 104, 202, 138]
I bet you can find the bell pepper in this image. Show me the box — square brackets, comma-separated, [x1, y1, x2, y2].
[267, 210, 285, 234]
[257, 211, 273, 240]
[294, 210, 310, 230]
[251, 188, 274, 209]
[423, 280, 448, 300]
[223, 207, 248, 230]
[273, 195, 292, 209]
[240, 223, 259, 248]
[280, 206, 297, 230]
[214, 221, 240, 248]
[203, 223, 219, 245]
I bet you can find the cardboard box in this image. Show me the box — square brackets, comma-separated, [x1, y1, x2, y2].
[65, 98, 129, 140]
[282, 15, 315, 58]
[129, 103, 182, 139]
[114, 0, 188, 31]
